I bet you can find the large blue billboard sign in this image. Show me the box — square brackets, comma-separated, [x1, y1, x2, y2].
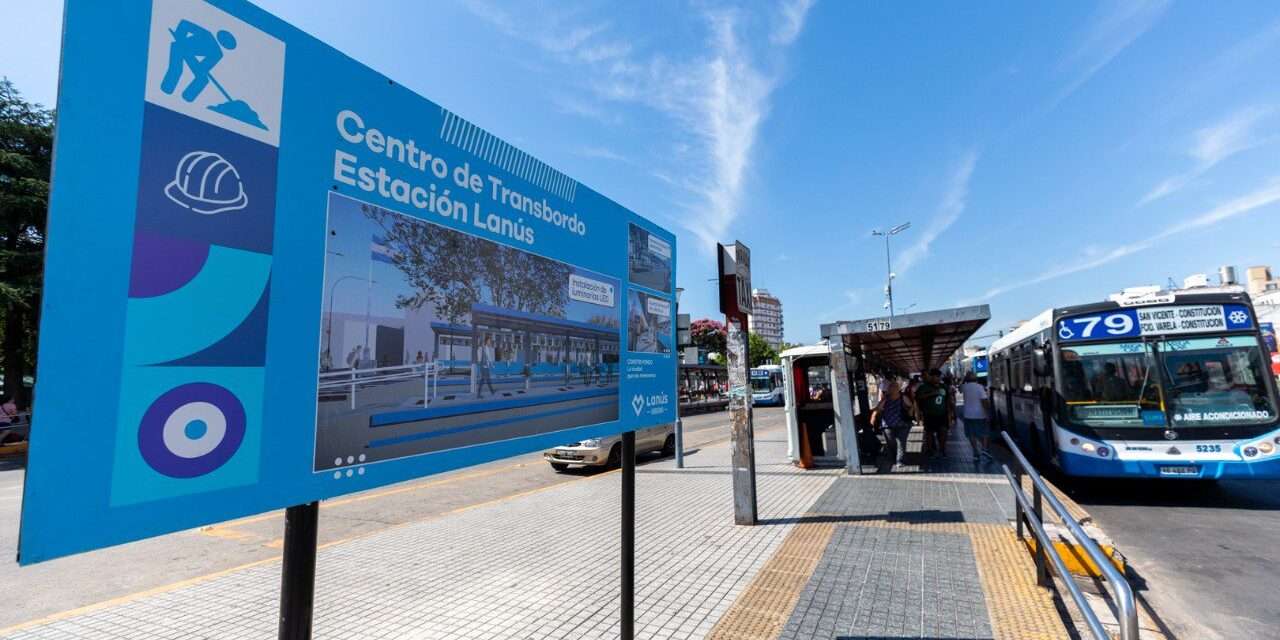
[23, 0, 677, 563]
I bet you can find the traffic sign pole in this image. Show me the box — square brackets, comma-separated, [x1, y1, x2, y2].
[278, 502, 319, 640]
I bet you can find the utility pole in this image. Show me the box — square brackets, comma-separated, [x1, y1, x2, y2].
[871, 222, 910, 317]
[718, 241, 756, 525]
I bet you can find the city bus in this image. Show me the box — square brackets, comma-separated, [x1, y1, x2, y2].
[750, 364, 785, 406]
[988, 287, 1280, 479]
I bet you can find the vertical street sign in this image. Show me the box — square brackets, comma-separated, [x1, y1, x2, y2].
[718, 242, 756, 525]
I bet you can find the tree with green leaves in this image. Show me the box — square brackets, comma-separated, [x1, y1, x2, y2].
[0, 79, 52, 409]
[748, 332, 779, 367]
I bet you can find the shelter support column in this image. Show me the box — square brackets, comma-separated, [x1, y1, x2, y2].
[828, 340, 861, 475]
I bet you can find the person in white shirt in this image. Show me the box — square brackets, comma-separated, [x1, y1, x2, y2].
[960, 372, 992, 461]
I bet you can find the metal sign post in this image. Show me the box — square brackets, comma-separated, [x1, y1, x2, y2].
[278, 502, 319, 640]
[620, 430, 636, 640]
[718, 242, 756, 525]
[675, 312, 691, 468]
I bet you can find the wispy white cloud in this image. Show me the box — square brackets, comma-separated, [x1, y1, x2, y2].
[1139, 106, 1274, 206]
[574, 145, 629, 163]
[459, 0, 815, 252]
[1049, 0, 1169, 110]
[976, 178, 1280, 301]
[896, 151, 979, 274]
[772, 0, 816, 45]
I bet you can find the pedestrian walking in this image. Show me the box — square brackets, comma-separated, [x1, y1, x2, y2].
[961, 372, 992, 461]
[915, 369, 954, 458]
[870, 377, 913, 470]
[477, 336, 497, 398]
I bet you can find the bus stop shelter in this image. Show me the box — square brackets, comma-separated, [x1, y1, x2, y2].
[815, 305, 991, 473]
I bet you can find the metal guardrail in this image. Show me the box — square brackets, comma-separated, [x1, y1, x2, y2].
[318, 362, 439, 409]
[1000, 431, 1138, 640]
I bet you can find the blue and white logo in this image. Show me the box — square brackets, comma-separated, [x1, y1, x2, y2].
[145, 0, 285, 147]
[1224, 304, 1253, 331]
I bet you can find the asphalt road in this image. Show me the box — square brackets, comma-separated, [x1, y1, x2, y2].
[1062, 475, 1280, 639]
[0, 407, 784, 630]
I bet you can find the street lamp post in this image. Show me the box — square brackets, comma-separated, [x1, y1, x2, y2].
[674, 287, 685, 469]
[871, 222, 910, 317]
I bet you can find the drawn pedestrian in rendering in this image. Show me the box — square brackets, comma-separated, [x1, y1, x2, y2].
[161, 20, 237, 102]
[477, 336, 497, 398]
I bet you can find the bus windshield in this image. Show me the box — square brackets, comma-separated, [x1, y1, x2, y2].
[1158, 336, 1277, 427]
[1059, 342, 1163, 427]
[750, 376, 775, 392]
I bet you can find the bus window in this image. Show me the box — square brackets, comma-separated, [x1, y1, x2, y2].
[1158, 336, 1277, 426]
[1059, 342, 1161, 427]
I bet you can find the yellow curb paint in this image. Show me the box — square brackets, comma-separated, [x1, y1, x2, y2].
[1022, 537, 1126, 578]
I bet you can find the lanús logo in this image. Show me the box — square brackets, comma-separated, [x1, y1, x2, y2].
[144, 0, 285, 147]
[164, 151, 249, 215]
[632, 392, 671, 416]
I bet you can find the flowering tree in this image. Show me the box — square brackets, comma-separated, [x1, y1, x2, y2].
[690, 318, 726, 356]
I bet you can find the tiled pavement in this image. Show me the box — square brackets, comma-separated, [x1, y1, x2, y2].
[710, 427, 1071, 640]
[2, 432, 840, 640]
[3, 425, 1069, 640]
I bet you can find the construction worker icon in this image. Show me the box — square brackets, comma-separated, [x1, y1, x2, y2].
[160, 20, 268, 131]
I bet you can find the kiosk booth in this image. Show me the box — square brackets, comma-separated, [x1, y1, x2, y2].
[782, 305, 991, 473]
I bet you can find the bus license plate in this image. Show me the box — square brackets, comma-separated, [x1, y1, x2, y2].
[1158, 465, 1199, 477]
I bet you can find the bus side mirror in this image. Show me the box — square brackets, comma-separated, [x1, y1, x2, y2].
[1033, 348, 1051, 377]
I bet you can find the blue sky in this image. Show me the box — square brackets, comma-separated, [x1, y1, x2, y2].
[6, 1, 1280, 345]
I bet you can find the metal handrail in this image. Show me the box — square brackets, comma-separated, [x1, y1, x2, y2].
[1000, 431, 1138, 640]
[318, 362, 439, 410]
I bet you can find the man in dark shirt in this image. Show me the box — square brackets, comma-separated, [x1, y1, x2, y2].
[915, 369, 954, 458]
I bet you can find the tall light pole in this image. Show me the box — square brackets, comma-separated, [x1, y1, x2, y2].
[674, 287, 685, 469]
[871, 222, 910, 317]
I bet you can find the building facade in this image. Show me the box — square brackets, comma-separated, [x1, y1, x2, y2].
[748, 288, 785, 350]
[1247, 265, 1280, 298]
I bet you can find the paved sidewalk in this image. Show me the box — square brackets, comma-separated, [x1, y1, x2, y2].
[708, 428, 1072, 640]
[2, 424, 1070, 640]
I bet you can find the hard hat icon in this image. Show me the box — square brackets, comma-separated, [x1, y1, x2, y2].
[164, 150, 249, 215]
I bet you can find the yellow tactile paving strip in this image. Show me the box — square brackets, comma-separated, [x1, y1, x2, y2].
[709, 516, 1071, 640]
[706, 523, 834, 640]
[970, 524, 1073, 640]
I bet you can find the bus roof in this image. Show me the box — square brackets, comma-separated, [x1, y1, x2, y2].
[989, 308, 1053, 355]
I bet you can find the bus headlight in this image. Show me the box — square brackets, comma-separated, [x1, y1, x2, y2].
[1259, 442, 1275, 455]
[1096, 446, 1110, 458]
[1244, 446, 1259, 458]
[1081, 442, 1096, 453]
